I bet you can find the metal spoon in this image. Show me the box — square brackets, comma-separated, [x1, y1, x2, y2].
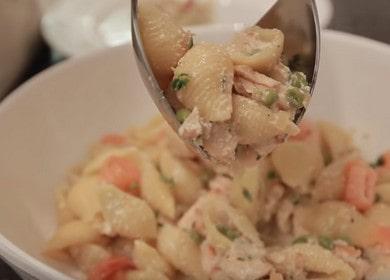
[131, 0, 321, 159]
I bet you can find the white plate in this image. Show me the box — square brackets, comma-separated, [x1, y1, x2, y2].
[41, 0, 333, 57]
[1, 30, 390, 279]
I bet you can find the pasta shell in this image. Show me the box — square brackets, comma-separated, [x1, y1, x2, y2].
[175, 43, 234, 122]
[133, 240, 173, 277]
[141, 159, 176, 219]
[232, 95, 298, 145]
[226, 26, 284, 72]
[139, 2, 192, 89]
[157, 224, 207, 280]
[99, 185, 157, 239]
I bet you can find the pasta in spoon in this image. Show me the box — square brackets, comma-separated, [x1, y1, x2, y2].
[138, 1, 310, 165]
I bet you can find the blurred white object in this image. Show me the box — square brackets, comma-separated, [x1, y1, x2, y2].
[41, 0, 333, 57]
[0, 0, 41, 98]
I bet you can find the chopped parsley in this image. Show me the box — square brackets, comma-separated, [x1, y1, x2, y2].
[293, 235, 309, 244]
[160, 174, 175, 187]
[371, 156, 385, 168]
[290, 72, 308, 88]
[339, 235, 352, 245]
[242, 188, 252, 202]
[188, 37, 194, 49]
[130, 182, 140, 190]
[176, 108, 191, 123]
[286, 88, 305, 109]
[375, 193, 382, 203]
[172, 73, 190, 91]
[188, 229, 205, 245]
[216, 224, 241, 241]
[267, 170, 278, 180]
[324, 153, 332, 166]
[291, 193, 301, 205]
[318, 236, 334, 250]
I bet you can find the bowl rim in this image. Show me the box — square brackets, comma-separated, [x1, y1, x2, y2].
[0, 29, 390, 280]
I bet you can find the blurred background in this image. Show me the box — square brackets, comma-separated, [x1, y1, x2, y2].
[0, 0, 389, 277]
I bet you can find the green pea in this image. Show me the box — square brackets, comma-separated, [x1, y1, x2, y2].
[176, 108, 191, 123]
[172, 73, 190, 91]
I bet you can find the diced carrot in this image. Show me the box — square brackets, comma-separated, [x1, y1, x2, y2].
[99, 156, 141, 195]
[101, 134, 127, 146]
[376, 226, 390, 249]
[88, 256, 136, 280]
[343, 159, 377, 211]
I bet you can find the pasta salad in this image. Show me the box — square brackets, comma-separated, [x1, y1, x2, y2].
[45, 117, 390, 280]
[138, 1, 311, 165]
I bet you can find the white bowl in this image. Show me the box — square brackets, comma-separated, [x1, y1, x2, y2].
[0, 30, 390, 279]
[41, 0, 333, 57]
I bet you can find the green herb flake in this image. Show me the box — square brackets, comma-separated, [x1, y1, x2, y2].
[287, 88, 305, 109]
[130, 182, 140, 190]
[290, 72, 308, 88]
[188, 229, 205, 245]
[267, 170, 278, 180]
[371, 156, 385, 168]
[188, 37, 194, 49]
[324, 153, 332, 166]
[176, 108, 191, 123]
[242, 188, 252, 202]
[339, 236, 352, 245]
[200, 169, 214, 185]
[375, 193, 382, 203]
[291, 194, 301, 205]
[319, 236, 334, 250]
[160, 174, 175, 187]
[216, 224, 241, 241]
[172, 73, 190, 91]
[293, 235, 309, 245]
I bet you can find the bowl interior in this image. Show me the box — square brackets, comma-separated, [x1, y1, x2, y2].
[0, 29, 390, 279]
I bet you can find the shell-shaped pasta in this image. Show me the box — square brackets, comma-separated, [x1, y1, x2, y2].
[159, 149, 203, 205]
[203, 195, 261, 251]
[376, 183, 390, 204]
[271, 141, 324, 193]
[133, 240, 173, 277]
[69, 244, 111, 272]
[99, 185, 157, 239]
[67, 177, 103, 222]
[312, 153, 360, 201]
[226, 26, 284, 72]
[138, 2, 192, 89]
[319, 121, 355, 160]
[56, 187, 75, 225]
[126, 269, 169, 280]
[232, 95, 298, 145]
[82, 147, 141, 175]
[298, 201, 361, 238]
[366, 203, 390, 227]
[267, 244, 355, 280]
[141, 159, 175, 219]
[46, 220, 101, 251]
[157, 224, 207, 280]
[174, 43, 234, 122]
[228, 165, 263, 223]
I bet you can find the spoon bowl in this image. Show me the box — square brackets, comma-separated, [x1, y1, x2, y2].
[131, 0, 321, 160]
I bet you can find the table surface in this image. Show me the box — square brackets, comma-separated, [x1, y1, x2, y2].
[1, 0, 389, 278]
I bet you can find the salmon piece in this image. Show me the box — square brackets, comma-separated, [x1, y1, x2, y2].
[99, 156, 141, 195]
[343, 159, 377, 211]
[88, 256, 136, 280]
